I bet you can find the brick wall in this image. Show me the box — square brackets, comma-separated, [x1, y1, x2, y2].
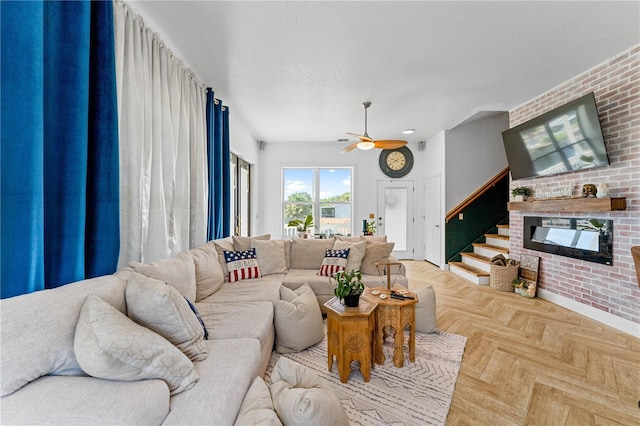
[508, 45, 640, 325]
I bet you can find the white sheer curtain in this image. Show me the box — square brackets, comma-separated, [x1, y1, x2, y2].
[113, 1, 208, 267]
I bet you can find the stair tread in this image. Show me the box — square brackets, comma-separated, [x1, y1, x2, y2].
[461, 252, 491, 263]
[485, 233, 510, 241]
[449, 261, 490, 277]
[497, 224, 510, 229]
[473, 242, 510, 254]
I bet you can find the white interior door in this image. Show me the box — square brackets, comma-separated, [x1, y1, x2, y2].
[376, 180, 414, 259]
[424, 174, 442, 266]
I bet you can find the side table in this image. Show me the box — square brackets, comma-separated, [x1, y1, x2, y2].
[324, 297, 377, 383]
[362, 286, 418, 368]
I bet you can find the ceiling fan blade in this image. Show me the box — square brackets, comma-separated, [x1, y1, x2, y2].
[341, 142, 359, 154]
[345, 132, 374, 142]
[374, 140, 408, 149]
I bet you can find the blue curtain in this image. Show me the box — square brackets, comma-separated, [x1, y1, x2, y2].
[222, 107, 231, 236]
[205, 89, 231, 240]
[1, 1, 119, 298]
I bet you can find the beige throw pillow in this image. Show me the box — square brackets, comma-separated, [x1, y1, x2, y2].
[234, 376, 283, 426]
[274, 284, 324, 353]
[233, 234, 270, 251]
[334, 235, 361, 243]
[213, 238, 235, 282]
[360, 242, 395, 275]
[74, 295, 199, 395]
[362, 235, 388, 243]
[252, 239, 287, 276]
[270, 357, 349, 426]
[289, 238, 335, 270]
[129, 251, 196, 302]
[189, 243, 225, 301]
[125, 273, 208, 361]
[333, 240, 366, 273]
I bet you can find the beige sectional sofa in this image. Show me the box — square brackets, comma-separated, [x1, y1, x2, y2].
[1, 234, 405, 425]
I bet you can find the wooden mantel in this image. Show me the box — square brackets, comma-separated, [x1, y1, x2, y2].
[508, 197, 626, 213]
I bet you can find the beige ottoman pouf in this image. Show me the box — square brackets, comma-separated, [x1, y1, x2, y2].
[414, 285, 437, 333]
[270, 357, 349, 426]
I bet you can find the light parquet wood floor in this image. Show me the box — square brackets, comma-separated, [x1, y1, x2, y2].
[403, 260, 640, 426]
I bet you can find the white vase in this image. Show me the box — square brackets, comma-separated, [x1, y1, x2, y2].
[596, 183, 608, 198]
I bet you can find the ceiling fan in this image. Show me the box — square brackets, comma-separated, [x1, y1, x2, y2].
[341, 101, 407, 154]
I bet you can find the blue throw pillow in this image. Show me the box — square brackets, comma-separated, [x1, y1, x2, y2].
[185, 297, 208, 340]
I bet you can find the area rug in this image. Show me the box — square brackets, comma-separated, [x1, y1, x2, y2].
[265, 327, 466, 426]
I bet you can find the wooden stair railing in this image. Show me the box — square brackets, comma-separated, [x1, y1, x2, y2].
[445, 167, 509, 223]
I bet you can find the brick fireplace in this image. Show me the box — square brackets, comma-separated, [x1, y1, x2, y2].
[508, 45, 640, 334]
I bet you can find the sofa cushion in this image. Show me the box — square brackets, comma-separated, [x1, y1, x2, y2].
[415, 285, 438, 333]
[125, 273, 208, 361]
[275, 284, 324, 354]
[282, 270, 335, 297]
[235, 376, 283, 426]
[197, 301, 273, 348]
[270, 357, 349, 426]
[224, 248, 262, 282]
[317, 248, 350, 277]
[198, 274, 283, 306]
[74, 295, 199, 396]
[289, 238, 335, 269]
[189, 243, 225, 301]
[334, 235, 361, 243]
[0, 274, 127, 397]
[162, 338, 262, 426]
[129, 251, 196, 302]
[284, 239, 293, 269]
[360, 242, 395, 275]
[253, 239, 287, 275]
[333, 240, 366, 272]
[233, 234, 271, 251]
[213, 237, 235, 282]
[363, 235, 388, 243]
[0, 375, 169, 425]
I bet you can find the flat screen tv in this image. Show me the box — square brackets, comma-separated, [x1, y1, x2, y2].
[502, 92, 609, 180]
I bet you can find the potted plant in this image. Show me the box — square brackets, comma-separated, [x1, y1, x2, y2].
[511, 186, 532, 202]
[365, 220, 376, 236]
[332, 270, 365, 307]
[287, 214, 313, 238]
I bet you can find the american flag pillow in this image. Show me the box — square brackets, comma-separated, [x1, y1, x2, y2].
[317, 248, 350, 277]
[223, 248, 262, 283]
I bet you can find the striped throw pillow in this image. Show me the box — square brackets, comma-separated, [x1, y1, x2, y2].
[223, 248, 262, 282]
[317, 248, 350, 277]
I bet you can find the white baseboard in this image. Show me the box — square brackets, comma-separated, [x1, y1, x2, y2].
[537, 288, 640, 338]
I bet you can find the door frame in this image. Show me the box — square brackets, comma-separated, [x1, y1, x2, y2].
[424, 174, 442, 267]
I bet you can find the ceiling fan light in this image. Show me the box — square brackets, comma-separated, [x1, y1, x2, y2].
[357, 141, 375, 150]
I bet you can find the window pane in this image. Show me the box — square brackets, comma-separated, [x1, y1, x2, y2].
[384, 187, 407, 251]
[319, 203, 351, 237]
[319, 169, 351, 202]
[283, 169, 314, 202]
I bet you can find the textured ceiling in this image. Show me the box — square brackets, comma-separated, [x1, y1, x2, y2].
[128, 1, 639, 145]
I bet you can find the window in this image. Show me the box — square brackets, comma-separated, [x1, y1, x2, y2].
[231, 154, 251, 236]
[282, 168, 352, 237]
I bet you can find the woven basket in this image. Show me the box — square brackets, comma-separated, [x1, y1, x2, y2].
[490, 263, 519, 291]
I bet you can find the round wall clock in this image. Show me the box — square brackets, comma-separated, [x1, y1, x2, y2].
[379, 146, 414, 178]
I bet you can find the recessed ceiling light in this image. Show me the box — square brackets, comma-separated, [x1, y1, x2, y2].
[402, 129, 415, 135]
